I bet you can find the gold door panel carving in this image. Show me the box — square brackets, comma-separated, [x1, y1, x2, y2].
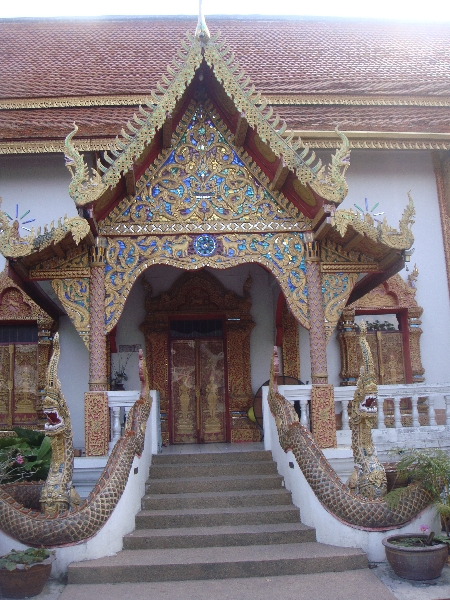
[0, 344, 39, 427]
[141, 270, 259, 444]
[171, 338, 226, 444]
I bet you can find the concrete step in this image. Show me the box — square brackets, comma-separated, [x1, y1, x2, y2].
[135, 504, 300, 529]
[124, 522, 316, 550]
[148, 473, 284, 494]
[152, 450, 272, 465]
[68, 542, 368, 584]
[141, 488, 292, 510]
[61, 571, 397, 600]
[149, 460, 277, 478]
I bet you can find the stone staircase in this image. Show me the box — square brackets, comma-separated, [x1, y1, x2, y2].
[67, 449, 372, 588]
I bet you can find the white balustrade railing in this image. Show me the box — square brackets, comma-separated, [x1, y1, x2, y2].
[107, 390, 140, 450]
[278, 383, 450, 433]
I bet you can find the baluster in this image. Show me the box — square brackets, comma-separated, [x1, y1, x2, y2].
[428, 395, 437, 426]
[445, 395, 450, 425]
[341, 399, 350, 431]
[299, 397, 310, 429]
[377, 397, 386, 429]
[111, 406, 121, 444]
[394, 396, 402, 429]
[411, 395, 420, 427]
[123, 405, 131, 430]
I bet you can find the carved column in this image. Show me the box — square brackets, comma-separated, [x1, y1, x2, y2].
[304, 235, 328, 384]
[88, 238, 108, 391]
[85, 238, 109, 456]
[304, 234, 336, 448]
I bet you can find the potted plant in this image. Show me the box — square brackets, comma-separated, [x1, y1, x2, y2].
[0, 548, 55, 598]
[383, 447, 450, 580]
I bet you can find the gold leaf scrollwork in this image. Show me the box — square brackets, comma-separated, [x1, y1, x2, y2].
[104, 232, 309, 333]
[102, 101, 304, 232]
[52, 279, 90, 349]
[65, 124, 108, 206]
[322, 272, 359, 343]
[0, 197, 91, 259]
[331, 193, 415, 251]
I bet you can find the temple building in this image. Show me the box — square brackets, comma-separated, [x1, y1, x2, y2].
[0, 14, 449, 454]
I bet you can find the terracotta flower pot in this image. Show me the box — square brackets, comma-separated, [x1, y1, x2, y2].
[383, 533, 448, 580]
[0, 555, 54, 599]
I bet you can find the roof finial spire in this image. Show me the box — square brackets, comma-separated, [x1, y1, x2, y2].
[195, 0, 210, 42]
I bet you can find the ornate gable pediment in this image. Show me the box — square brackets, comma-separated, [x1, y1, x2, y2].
[64, 25, 351, 212]
[0, 271, 53, 327]
[100, 101, 308, 235]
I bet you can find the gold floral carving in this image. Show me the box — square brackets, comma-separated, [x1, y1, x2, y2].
[282, 304, 300, 379]
[140, 271, 257, 444]
[1, 93, 448, 111]
[320, 239, 378, 273]
[322, 272, 359, 343]
[84, 391, 109, 456]
[101, 101, 305, 232]
[331, 194, 415, 251]
[51, 279, 90, 349]
[0, 199, 91, 258]
[310, 384, 337, 449]
[29, 246, 89, 279]
[338, 274, 425, 385]
[2, 139, 450, 157]
[104, 232, 309, 333]
[0, 272, 55, 428]
[65, 124, 108, 206]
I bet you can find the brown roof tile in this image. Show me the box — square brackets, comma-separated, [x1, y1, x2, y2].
[0, 16, 449, 99]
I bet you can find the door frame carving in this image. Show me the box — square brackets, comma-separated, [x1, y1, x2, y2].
[140, 269, 259, 444]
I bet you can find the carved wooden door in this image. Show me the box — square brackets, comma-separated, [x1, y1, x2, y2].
[170, 336, 226, 444]
[0, 343, 39, 428]
[364, 332, 406, 385]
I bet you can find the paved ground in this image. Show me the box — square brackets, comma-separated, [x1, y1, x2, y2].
[4, 564, 450, 600]
[372, 562, 450, 600]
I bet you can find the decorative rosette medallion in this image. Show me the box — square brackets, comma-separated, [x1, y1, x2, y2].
[194, 234, 217, 256]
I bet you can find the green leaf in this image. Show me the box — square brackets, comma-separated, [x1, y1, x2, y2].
[13, 428, 44, 447]
[36, 436, 52, 461]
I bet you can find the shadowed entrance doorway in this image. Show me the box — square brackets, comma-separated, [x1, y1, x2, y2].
[170, 318, 227, 443]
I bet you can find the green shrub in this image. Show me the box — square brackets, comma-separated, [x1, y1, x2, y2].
[0, 428, 51, 484]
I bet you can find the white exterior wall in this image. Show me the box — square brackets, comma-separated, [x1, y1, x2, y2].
[0, 154, 78, 272]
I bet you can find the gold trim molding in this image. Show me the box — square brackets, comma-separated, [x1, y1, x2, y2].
[1, 94, 449, 111]
[2, 137, 450, 156]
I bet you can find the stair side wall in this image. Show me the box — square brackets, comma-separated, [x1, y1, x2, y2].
[262, 387, 440, 562]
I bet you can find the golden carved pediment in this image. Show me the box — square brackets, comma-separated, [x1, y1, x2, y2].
[101, 101, 308, 235]
[0, 271, 52, 326]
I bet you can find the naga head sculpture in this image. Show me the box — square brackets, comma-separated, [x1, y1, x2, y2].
[42, 332, 68, 436]
[353, 321, 378, 422]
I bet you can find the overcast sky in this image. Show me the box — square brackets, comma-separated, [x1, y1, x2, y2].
[0, 0, 449, 21]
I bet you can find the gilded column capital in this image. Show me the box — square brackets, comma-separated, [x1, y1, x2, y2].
[89, 237, 108, 267]
[303, 232, 321, 262]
